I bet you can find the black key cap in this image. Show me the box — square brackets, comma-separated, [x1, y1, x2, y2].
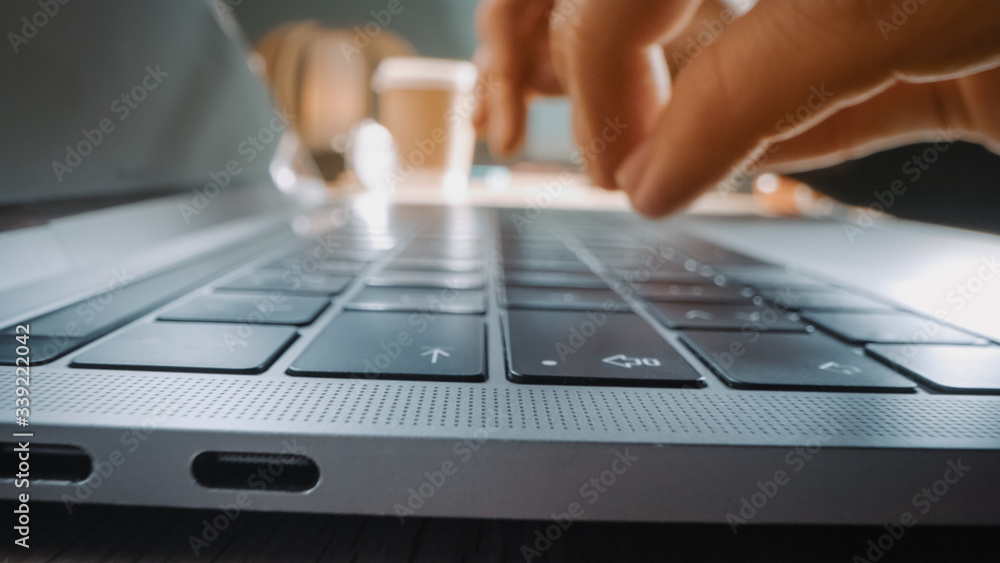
[632, 282, 748, 303]
[803, 311, 986, 344]
[650, 302, 805, 331]
[683, 331, 916, 392]
[366, 270, 484, 289]
[322, 249, 385, 262]
[266, 257, 365, 276]
[395, 247, 482, 261]
[159, 294, 329, 326]
[347, 287, 485, 314]
[385, 257, 481, 272]
[219, 271, 352, 295]
[287, 312, 484, 381]
[291, 247, 385, 262]
[671, 239, 765, 265]
[504, 271, 607, 289]
[503, 258, 592, 272]
[71, 323, 296, 374]
[716, 266, 832, 290]
[760, 288, 893, 311]
[615, 269, 708, 284]
[505, 310, 704, 387]
[867, 344, 1000, 394]
[503, 287, 630, 311]
[502, 248, 579, 262]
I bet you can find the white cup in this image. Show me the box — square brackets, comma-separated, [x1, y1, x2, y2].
[372, 57, 478, 193]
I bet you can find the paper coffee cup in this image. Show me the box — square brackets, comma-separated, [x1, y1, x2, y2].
[372, 57, 477, 192]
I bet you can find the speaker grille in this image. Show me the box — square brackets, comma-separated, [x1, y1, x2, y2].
[29, 370, 1000, 440]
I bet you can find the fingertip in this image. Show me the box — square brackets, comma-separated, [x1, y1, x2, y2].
[628, 186, 673, 218]
[614, 142, 653, 193]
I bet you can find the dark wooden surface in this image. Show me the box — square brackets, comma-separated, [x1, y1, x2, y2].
[2, 501, 996, 562]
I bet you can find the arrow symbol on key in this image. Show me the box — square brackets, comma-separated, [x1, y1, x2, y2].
[421, 347, 452, 364]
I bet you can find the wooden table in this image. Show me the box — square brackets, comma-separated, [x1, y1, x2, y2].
[6, 500, 997, 562]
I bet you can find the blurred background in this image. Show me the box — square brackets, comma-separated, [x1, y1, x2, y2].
[234, 0, 575, 166]
[230, 0, 1000, 234]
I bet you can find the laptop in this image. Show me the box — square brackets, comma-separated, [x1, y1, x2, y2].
[2, 0, 998, 528]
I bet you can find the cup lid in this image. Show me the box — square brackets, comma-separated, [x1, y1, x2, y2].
[372, 57, 478, 93]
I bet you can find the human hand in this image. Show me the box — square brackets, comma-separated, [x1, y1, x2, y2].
[474, 0, 1000, 216]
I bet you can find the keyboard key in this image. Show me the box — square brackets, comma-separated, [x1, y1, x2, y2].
[384, 257, 481, 272]
[287, 312, 484, 381]
[219, 271, 352, 295]
[650, 302, 805, 331]
[503, 258, 593, 272]
[504, 271, 607, 289]
[503, 287, 630, 311]
[366, 270, 484, 289]
[716, 266, 832, 290]
[159, 294, 329, 326]
[867, 344, 1000, 394]
[502, 247, 579, 262]
[347, 287, 486, 314]
[266, 258, 366, 276]
[614, 269, 707, 284]
[505, 310, 704, 387]
[671, 239, 765, 265]
[682, 331, 916, 392]
[293, 247, 384, 262]
[72, 323, 296, 374]
[395, 247, 482, 260]
[759, 288, 893, 311]
[631, 282, 749, 303]
[803, 311, 987, 344]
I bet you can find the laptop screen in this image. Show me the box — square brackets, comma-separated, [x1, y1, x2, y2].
[0, 0, 282, 206]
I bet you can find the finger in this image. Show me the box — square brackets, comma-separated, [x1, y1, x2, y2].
[616, 0, 1000, 217]
[476, 0, 554, 155]
[471, 47, 491, 135]
[555, 0, 700, 189]
[765, 69, 1000, 172]
[660, 0, 738, 78]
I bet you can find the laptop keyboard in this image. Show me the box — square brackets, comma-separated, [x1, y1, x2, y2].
[8, 205, 1000, 394]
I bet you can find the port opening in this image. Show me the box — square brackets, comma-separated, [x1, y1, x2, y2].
[191, 451, 319, 492]
[2, 442, 92, 482]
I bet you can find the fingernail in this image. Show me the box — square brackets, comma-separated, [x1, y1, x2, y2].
[615, 142, 653, 192]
